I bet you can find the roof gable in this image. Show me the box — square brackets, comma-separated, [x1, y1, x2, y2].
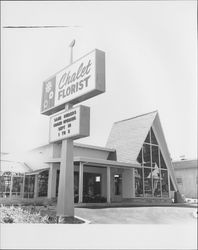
[106, 111, 178, 191]
[106, 111, 157, 163]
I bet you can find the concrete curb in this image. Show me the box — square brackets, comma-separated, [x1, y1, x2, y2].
[75, 215, 91, 224]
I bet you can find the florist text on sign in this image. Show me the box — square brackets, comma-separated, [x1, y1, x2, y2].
[41, 49, 105, 115]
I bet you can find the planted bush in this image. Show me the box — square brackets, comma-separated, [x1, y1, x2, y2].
[0, 205, 49, 224]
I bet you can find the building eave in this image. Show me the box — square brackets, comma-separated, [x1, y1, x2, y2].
[74, 142, 116, 152]
[44, 157, 140, 169]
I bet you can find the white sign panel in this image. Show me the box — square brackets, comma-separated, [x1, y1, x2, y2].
[49, 105, 90, 142]
[41, 49, 105, 115]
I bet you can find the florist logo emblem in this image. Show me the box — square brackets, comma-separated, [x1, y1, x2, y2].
[42, 77, 56, 111]
[49, 91, 54, 99]
[46, 81, 52, 93]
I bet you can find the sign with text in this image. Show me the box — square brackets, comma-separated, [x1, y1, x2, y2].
[49, 105, 90, 142]
[41, 49, 105, 115]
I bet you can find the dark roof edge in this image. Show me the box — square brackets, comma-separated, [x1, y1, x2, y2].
[74, 142, 116, 152]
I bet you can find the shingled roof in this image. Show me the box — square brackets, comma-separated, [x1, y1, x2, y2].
[106, 111, 157, 163]
[106, 110, 178, 190]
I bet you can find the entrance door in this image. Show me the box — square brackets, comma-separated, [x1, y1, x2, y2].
[113, 174, 122, 202]
[83, 172, 101, 202]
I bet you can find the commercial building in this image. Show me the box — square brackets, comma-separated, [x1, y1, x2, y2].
[173, 159, 197, 199]
[1, 111, 179, 204]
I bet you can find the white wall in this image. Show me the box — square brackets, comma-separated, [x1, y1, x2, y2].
[174, 168, 197, 198]
[53, 143, 110, 159]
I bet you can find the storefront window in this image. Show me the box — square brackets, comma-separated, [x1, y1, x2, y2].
[83, 173, 102, 197]
[145, 131, 150, 143]
[38, 170, 49, 197]
[0, 172, 25, 198]
[24, 175, 35, 198]
[151, 164, 161, 197]
[12, 176, 23, 197]
[144, 168, 152, 197]
[160, 151, 167, 169]
[161, 170, 169, 197]
[0, 172, 11, 197]
[135, 168, 143, 197]
[83, 172, 105, 203]
[152, 145, 159, 167]
[135, 127, 170, 198]
[143, 144, 151, 167]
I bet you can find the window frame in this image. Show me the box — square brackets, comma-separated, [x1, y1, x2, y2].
[135, 128, 170, 198]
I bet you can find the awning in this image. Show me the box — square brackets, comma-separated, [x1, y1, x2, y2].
[44, 156, 141, 169]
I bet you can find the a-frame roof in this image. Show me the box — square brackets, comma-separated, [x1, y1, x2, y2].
[106, 111, 158, 164]
[106, 110, 178, 190]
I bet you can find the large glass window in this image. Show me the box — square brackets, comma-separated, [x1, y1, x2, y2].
[0, 172, 25, 198]
[135, 168, 143, 197]
[145, 132, 150, 143]
[151, 164, 161, 197]
[12, 175, 23, 197]
[144, 168, 152, 197]
[161, 170, 169, 197]
[143, 144, 151, 167]
[152, 145, 159, 167]
[38, 170, 49, 197]
[24, 175, 35, 198]
[136, 127, 170, 198]
[160, 151, 167, 169]
[0, 172, 11, 197]
[151, 128, 158, 145]
[83, 173, 101, 197]
[83, 172, 104, 203]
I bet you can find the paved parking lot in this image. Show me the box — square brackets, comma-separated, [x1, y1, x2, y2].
[75, 206, 197, 224]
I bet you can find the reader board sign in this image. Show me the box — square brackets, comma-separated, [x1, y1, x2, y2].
[41, 49, 105, 116]
[49, 105, 90, 142]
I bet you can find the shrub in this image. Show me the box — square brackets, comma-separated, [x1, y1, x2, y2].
[0, 205, 49, 224]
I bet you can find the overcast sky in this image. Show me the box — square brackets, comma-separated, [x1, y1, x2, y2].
[1, 1, 197, 160]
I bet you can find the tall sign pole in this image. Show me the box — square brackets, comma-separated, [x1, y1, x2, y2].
[56, 40, 76, 220]
[41, 41, 105, 222]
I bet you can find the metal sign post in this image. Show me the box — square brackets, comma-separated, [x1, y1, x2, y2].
[56, 41, 75, 220]
[41, 40, 105, 223]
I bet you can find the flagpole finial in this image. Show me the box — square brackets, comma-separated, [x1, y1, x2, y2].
[69, 39, 75, 64]
[69, 39, 75, 48]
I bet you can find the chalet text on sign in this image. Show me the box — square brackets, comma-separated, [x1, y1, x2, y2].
[41, 49, 105, 115]
[49, 105, 90, 143]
